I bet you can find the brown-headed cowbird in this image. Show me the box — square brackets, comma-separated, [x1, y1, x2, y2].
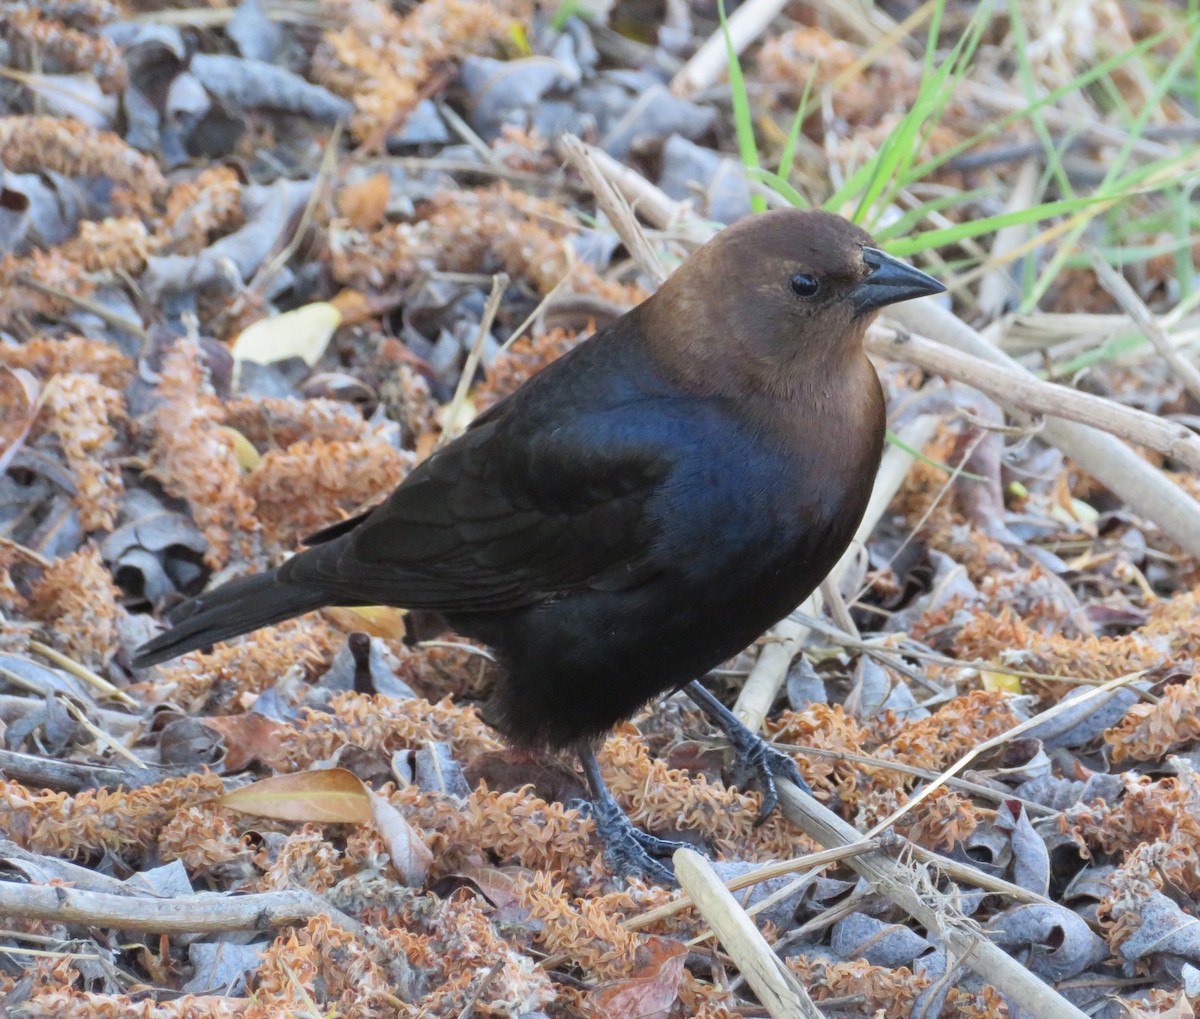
[135, 209, 944, 881]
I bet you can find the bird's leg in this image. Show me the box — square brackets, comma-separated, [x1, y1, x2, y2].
[684, 679, 812, 824]
[578, 745, 689, 885]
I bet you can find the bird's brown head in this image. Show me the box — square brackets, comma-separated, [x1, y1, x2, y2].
[644, 209, 944, 399]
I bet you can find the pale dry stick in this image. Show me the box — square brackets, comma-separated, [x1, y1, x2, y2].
[564, 141, 704, 239]
[622, 841, 879, 932]
[820, 576, 858, 639]
[978, 157, 1042, 319]
[0, 535, 50, 568]
[674, 848, 828, 1019]
[0, 693, 140, 737]
[57, 695, 146, 768]
[28, 640, 137, 707]
[734, 413, 941, 731]
[891, 300, 1200, 559]
[438, 273, 509, 447]
[560, 135, 668, 287]
[776, 780, 1091, 1019]
[0, 881, 363, 935]
[770, 740, 1056, 816]
[499, 263, 577, 354]
[867, 323, 1200, 471]
[1089, 250, 1200, 406]
[670, 0, 789, 98]
[908, 845, 1058, 906]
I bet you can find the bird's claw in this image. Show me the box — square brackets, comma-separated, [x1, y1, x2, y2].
[727, 737, 811, 826]
[586, 795, 687, 885]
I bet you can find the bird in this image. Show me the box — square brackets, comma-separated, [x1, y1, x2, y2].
[135, 209, 945, 881]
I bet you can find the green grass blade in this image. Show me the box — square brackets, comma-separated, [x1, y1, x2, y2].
[718, 0, 766, 214]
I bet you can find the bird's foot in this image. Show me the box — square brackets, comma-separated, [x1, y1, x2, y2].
[727, 734, 811, 825]
[684, 680, 811, 825]
[587, 793, 688, 885]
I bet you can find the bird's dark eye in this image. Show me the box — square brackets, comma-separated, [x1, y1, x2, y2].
[790, 273, 820, 298]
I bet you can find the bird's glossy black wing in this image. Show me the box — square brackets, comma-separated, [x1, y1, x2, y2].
[280, 402, 672, 612]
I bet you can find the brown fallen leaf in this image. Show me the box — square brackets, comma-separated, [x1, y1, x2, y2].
[218, 767, 371, 823]
[0, 366, 42, 472]
[200, 713, 289, 771]
[586, 936, 689, 1019]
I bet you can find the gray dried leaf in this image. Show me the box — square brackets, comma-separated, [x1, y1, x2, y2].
[184, 940, 264, 996]
[1, 169, 82, 249]
[1015, 771, 1123, 809]
[462, 55, 579, 140]
[165, 70, 212, 139]
[885, 548, 980, 633]
[18, 74, 118, 130]
[390, 99, 450, 146]
[101, 502, 207, 605]
[227, 0, 281, 62]
[830, 913, 934, 967]
[1120, 892, 1200, 968]
[321, 635, 416, 699]
[602, 84, 715, 160]
[994, 801, 1050, 895]
[0, 179, 31, 255]
[659, 134, 750, 224]
[413, 742, 470, 798]
[0, 652, 94, 702]
[986, 903, 1108, 980]
[190, 54, 353, 123]
[159, 715, 225, 767]
[143, 179, 314, 298]
[1020, 683, 1144, 748]
[709, 859, 813, 930]
[5, 693, 81, 754]
[126, 858, 194, 897]
[953, 824, 1010, 877]
[786, 655, 826, 709]
[1062, 865, 1118, 911]
[844, 657, 926, 722]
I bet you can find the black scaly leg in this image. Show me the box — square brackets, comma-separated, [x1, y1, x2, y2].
[578, 745, 689, 884]
[684, 679, 812, 823]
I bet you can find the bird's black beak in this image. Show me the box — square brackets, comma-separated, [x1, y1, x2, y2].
[850, 248, 947, 315]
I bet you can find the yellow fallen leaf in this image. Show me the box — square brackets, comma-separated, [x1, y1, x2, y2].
[218, 768, 371, 824]
[981, 670, 1023, 695]
[230, 302, 342, 371]
[322, 604, 407, 640]
[218, 426, 260, 471]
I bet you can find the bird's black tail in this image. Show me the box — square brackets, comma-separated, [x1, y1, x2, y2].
[133, 570, 331, 667]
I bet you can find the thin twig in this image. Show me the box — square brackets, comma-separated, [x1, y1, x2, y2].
[863, 669, 1146, 839]
[439, 273, 509, 447]
[1089, 250, 1200, 406]
[29, 640, 138, 707]
[0, 881, 363, 935]
[57, 696, 145, 768]
[559, 135, 668, 286]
